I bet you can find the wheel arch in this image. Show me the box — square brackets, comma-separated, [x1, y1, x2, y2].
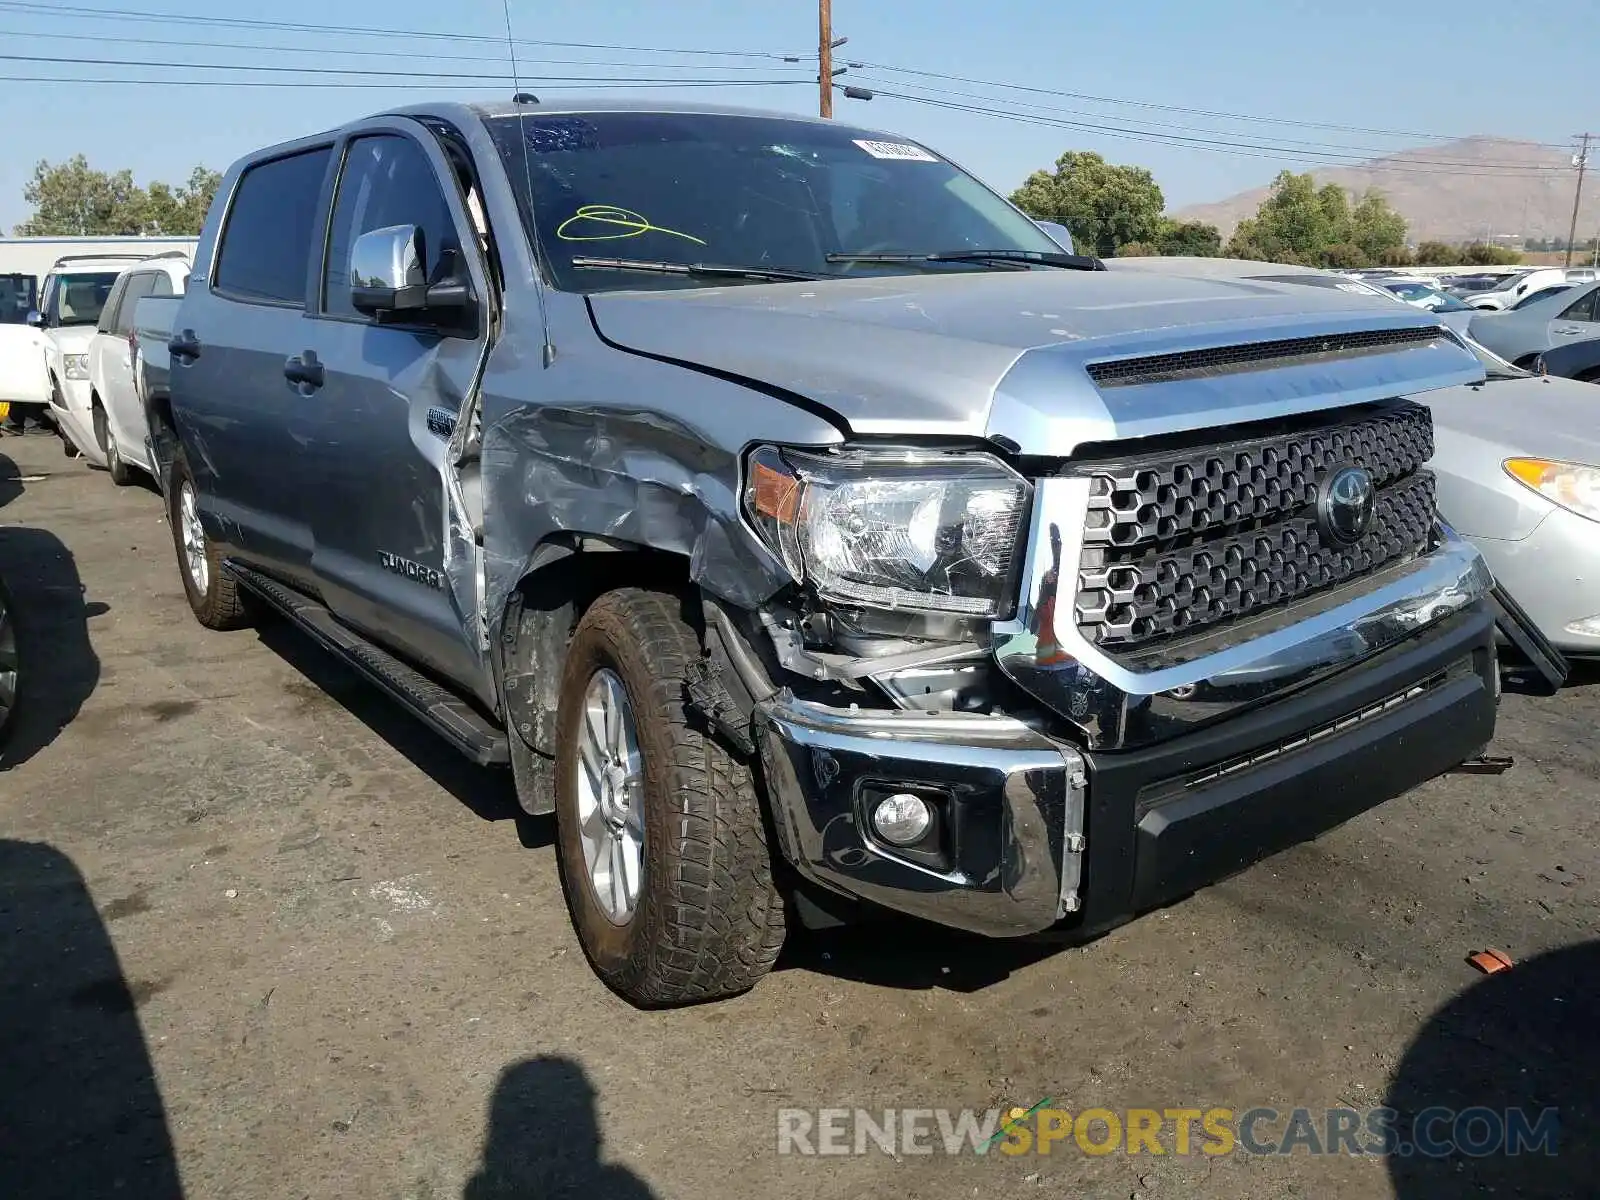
[497, 536, 695, 759]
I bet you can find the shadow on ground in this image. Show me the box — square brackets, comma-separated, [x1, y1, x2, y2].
[778, 918, 1064, 992]
[0, 463, 103, 769]
[1387, 940, 1600, 1198]
[463, 1055, 656, 1199]
[0, 840, 183, 1198]
[252, 616, 552, 848]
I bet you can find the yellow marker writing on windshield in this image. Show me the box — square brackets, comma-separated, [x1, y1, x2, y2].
[555, 205, 707, 246]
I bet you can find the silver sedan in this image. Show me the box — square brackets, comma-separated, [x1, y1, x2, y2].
[1469, 280, 1600, 368]
[1429, 342, 1600, 656]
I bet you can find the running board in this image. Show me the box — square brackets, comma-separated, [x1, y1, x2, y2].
[227, 563, 510, 766]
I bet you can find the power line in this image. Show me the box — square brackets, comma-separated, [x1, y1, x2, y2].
[0, 27, 809, 72]
[849, 57, 1574, 150]
[0, 0, 808, 59]
[0, 51, 817, 85]
[0, 73, 813, 90]
[852, 87, 1574, 179]
[846, 75, 1572, 170]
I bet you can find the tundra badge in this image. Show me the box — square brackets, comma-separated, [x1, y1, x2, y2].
[379, 551, 443, 589]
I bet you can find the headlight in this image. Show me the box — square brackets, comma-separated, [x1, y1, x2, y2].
[743, 446, 1030, 617]
[63, 353, 89, 381]
[1504, 458, 1600, 524]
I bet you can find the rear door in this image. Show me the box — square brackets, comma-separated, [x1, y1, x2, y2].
[94, 269, 156, 431]
[299, 121, 491, 689]
[1548, 283, 1600, 349]
[172, 144, 334, 586]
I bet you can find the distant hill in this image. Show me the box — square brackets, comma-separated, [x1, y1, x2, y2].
[1173, 137, 1598, 246]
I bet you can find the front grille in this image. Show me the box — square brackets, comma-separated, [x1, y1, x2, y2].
[1072, 400, 1437, 651]
[1085, 326, 1445, 388]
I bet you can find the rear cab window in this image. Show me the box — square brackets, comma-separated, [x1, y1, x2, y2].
[213, 146, 334, 306]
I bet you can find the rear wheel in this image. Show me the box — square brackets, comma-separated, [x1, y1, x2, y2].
[167, 451, 250, 630]
[552, 587, 785, 1007]
[0, 575, 17, 754]
[92, 403, 135, 486]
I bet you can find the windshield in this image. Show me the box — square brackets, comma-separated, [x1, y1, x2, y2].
[0, 273, 37, 324]
[50, 270, 121, 327]
[485, 112, 1063, 292]
[1385, 282, 1472, 312]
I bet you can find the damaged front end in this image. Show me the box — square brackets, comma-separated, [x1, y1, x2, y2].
[694, 328, 1502, 940]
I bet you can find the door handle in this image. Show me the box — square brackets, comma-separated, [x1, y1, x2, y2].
[168, 329, 201, 361]
[1555, 326, 1584, 335]
[283, 350, 325, 390]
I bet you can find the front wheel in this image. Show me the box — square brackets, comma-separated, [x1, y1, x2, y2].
[553, 588, 785, 1007]
[166, 452, 251, 630]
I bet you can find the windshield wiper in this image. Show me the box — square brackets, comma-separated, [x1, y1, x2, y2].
[826, 249, 1106, 272]
[570, 256, 825, 283]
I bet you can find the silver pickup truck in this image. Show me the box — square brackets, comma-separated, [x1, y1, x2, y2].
[142, 99, 1498, 1007]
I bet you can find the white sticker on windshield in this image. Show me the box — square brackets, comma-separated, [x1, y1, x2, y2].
[853, 139, 938, 162]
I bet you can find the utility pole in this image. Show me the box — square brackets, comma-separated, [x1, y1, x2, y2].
[1564, 133, 1591, 270]
[818, 0, 833, 118]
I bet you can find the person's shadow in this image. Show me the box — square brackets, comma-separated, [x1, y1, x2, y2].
[1387, 940, 1600, 1198]
[463, 1056, 656, 1199]
[0, 840, 183, 1198]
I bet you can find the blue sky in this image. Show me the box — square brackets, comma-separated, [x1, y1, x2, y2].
[2, 0, 1595, 234]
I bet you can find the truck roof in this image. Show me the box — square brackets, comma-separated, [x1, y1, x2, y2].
[232, 97, 903, 170]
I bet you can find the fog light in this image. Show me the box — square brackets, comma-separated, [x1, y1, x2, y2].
[871, 792, 932, 846]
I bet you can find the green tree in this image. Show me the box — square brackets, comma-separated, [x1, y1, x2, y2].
[1114, 241, 1160, 257]
[1459, 242, 1522, 266]
[1155, 218, 1222, 257]
[14, 157, 220, 236]
[15, 155, 147, 236]
[1349, 189, 1407, 262]
[1413, 241, 1458, 266]
[144, 166, 222, 236]
[1011, 151, 1165, 257]
[1224, 172, 1412, 269]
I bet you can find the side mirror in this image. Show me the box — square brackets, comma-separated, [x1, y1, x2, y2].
[25, 308, 44, 329]
[350, 224, 428, 314]
[1034, 220, 1075, 254]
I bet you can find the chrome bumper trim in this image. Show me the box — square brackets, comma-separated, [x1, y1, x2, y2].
[754, 694, 1088, 935]
[993, 472, 1494, 750]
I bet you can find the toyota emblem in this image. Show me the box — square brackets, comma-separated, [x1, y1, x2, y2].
[1317, 466, 1376, 545]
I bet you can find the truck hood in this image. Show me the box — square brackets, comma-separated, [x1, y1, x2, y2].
[587, 269, 1484, 454]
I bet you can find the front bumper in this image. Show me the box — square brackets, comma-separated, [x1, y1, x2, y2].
[1467, 508, 1600, 656]
[756, 601, 1498, 938]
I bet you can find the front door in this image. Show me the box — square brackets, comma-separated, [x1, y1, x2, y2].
[300, 123, 491, 694]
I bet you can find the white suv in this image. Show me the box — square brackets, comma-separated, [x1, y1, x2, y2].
[31, 254, 148, 461]
[73, 254, 191, 481]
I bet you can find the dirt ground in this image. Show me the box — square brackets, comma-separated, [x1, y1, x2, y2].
[1, 432, 1597, 1200]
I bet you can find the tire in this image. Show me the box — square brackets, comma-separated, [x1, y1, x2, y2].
[0, 574, 18, 756]
[553, 587, 785, 1006]
[167, 451, 251, 630]
[93, 403, 135, 486]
